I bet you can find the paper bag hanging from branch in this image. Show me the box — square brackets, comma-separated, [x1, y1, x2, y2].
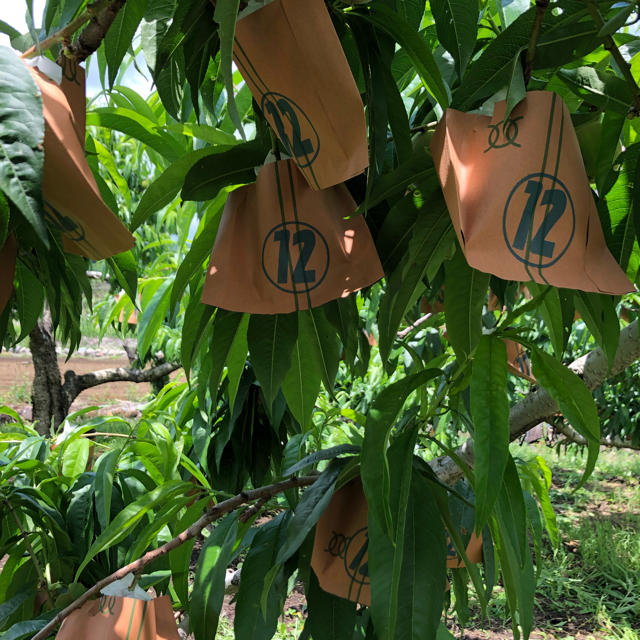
[55, 595, 180, 640]
[27, 59, 135, 260]
[201, 160, 383, 314]
[232, 0, 368, 190]
[430, 91, 633, 295]
[310, 478, 483, 605]
[0, 234, 17, 314]
[505, 339, 535, 382]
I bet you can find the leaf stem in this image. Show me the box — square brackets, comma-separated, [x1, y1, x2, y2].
[4, 499, 54, 607]
[524, 0, 550, 84]
[586, 1, 640, 117]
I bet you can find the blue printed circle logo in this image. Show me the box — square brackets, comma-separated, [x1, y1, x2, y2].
[260, 92, 320, 168]
[344, 527, 369, 586]
[502, 172, 575, 269]
[262, 222, 329, 294]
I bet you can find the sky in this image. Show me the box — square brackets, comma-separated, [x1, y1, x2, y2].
[0, 1, 153, 97]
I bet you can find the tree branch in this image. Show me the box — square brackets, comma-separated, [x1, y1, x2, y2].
[553, 420, 640, 451]
[397, 313, 433, 340]
[524, 0, 550, 83]
[62, 362, 181, 405]
[430, 320, 640, 485]
[30, 475, 317, 640]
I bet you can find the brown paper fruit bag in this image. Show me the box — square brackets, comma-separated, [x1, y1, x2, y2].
[505, 339, 535, 382]
[233, 0, 368, 190]
[311, 478, 482, 605]
[28, 61, 134, 260]
[201, 160, 383, 314]
[0, 234, 17, 314]
[55, 595, 180, 640]
[430, 91, 633, 295]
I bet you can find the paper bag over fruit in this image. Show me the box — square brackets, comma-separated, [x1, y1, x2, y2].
[430, 91, 633, 295]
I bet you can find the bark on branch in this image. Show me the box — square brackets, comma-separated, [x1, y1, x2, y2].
[430, 320, 640, 485]
[30, 475, 317, 640]
[553, 421, 640, 451]
[62, 362, 182, 406]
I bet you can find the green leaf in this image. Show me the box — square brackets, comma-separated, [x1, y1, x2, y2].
[598, 3, 634, 37]
[209, 309, 246, 403]
[527, 284, 565, 358]
[234, 513, 291, 640]
[573, 292, 619, 371]
[504, 52, 526, 122]
[0, 46, 47, 245]
[471, 335, 509, 532]
[105, 0, 149, 88]
[156, 49, 186, 119]
[248, 312, 299, 410]
[0, 589, 34, 629]
[86, 108, 183, 160]
[282, 312, 328, 430]
[557, 67, 633, 116]
[275, 460, 346, 565]
[191, 513, 240, 640]
[379, 198, 451, 362]
[530, 347, 600, 487]
[214, 0, 245, 139]
[304, 570, 357, 640]
[75, 481, 192, 579]
[138, 277, 174, 358]
[355, 6, 449, 108]
[226, 313, 249, 411]
[282, 444, 360, 477]
[181, 141, 266, 201]
[431, 0, 478, 77]
[107, 250, 138, 302]
[131, 147, 217, 231]
[181, 288, 214, 377]
[61, 438, 91, 478]
[93, 449, 119, 530]
[361, 369, 442, 537]
[444, 248, 490, 362]
[14, 263, 44, 342]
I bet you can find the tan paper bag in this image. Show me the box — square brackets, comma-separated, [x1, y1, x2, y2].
[0, 234, 17, 314]
[505, 339, 535, 382]
[55, 596, 180, 640]
[430, 91, 633, 295]
[311, 478, 482, 605]
[233, 0, 368, 190]
[201, 160, 383, 314]
[29, 61, 135, 260]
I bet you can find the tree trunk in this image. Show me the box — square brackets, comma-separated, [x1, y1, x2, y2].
[29, 319, 69, 435]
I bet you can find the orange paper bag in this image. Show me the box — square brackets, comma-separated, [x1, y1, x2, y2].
[311, 478, 482, 605]
[505, 339, 535, 382]
[28, 60, 134, 260]
[233, 0, 368, 190]
[430, 91, 633, 295]
[201, 160, 383, 314]
[55, 596, 180, 640]
[0, 234, 17, 314]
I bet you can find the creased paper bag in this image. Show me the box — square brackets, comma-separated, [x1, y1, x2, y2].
[55, 596, 180, 640]
[201, 160, 383, 314]
[505, 339, 535, 382]
[29, 60, 134, 260]
[430, 91, 633, 295]
[0, 234, 17, 314]
[233, 0, 368, 190]
[310, 478, 482, 605]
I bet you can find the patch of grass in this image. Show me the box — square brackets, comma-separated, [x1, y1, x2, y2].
[5, 378, 31, 405]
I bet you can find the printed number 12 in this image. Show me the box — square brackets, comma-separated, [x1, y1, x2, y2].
[512, 180, 566, 259]
[274, 228, 316, 285]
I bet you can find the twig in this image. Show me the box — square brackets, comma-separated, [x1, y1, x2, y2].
[30, 475, 317, 640]
[397, 313, 433, 340]
[524, 0, 550, 84]
[587, 0, 640, 117]
[553, 421, 640, 451]
[4, 500, 54, 607]
[21, 0, 111, 60]
[239, 497, 268, 523]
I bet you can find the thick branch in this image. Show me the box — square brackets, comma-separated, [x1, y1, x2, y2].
[30, 475, 317, 640]
[554, 421, 640, 451]
[430, 320, 640, 484]
[62, 362, 181, 405]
